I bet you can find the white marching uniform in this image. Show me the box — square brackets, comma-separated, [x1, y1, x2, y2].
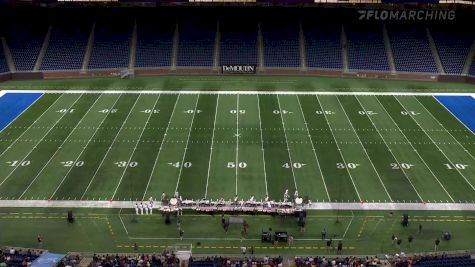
[134, 203, 139, 215]
[148, 203, 153, 214]
[140, 203, 144, 215]
[144, 204, 149, 215]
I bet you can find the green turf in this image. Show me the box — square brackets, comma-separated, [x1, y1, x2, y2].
[2, 75, 475, 92]
[1, 208, 475, 255]
[0, 92, 474, 203]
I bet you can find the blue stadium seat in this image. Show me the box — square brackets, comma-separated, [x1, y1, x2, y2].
[388, 25, 438, 73]
[262, 21, 300, 68]
[177, 19, 215, 67]
[431, 28, 473, 74]
[136, 20, 174, 68]
[304, 23, 342, 69]
[41, 22, 90, 70]
[220, 19, 258, 66]
[0, 48, 9, 73]
[5, 25, 47, 71]
[347, 23, 390, 71]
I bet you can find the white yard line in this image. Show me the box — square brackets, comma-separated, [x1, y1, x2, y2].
[3, 89, 475, 97]
[235, 95, 239, 195]
[204, 95, 219, 199]
[256, 95, 269, 197]
[371, 96, 455, 202]
[276, 95, 298, 191]
[433, 96, 475, 135]
[295, 95, 330, 201]
[118, 208, 129, 235]
[351, 96, 423, 202]
[0, 199, 475, 211]
[315, 95, 362, 202]
[142, 95, 181, 200]
[111, 94, 161, 200]
[0, 93, 44, 135]
[415, 96, 475, 161]
[0, 93, 62, 159]
[174, 95, 200, 193]
[335, 96, 394, 202]
[342, 211, 354, 239]
[19, 94, 103, 199]
[0, 94, 82, 188]
[50, 94, 122, 199]
[80, 94, 143, 200]
[395, 96, 475, 192]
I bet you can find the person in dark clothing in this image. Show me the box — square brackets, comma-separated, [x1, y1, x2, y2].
[337, 241, 342, 254]
[435, 237, 440, 251]
[408, 235, 413, 248]
[321, 228, 326, 240]
[418, 224, 423, 234]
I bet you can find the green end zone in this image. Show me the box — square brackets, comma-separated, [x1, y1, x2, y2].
[0, 89, 474, 254]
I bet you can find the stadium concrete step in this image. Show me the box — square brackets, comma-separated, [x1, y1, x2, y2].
[462, 39, 475, 75]
[34, 25, 52, 71]
[383, 24, 396, 74]
[426, 27, 445, 74]
[81, 23, 95, 72]
[1, 36, 16, 72]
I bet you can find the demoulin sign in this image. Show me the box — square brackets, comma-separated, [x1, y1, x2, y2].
[222, 65, 257, 74]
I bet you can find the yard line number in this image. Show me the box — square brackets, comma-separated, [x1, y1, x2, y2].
[227, 162, 247, 168]
[273, 110, 293, 114]
[315, 110, 335, 115]
[282, 162, 306, 169]
[184, 110, 202, 114]
[400, 111, 420, 116]
[57, 109, 75, 113]
[141, 109, 160, 114]
[6, 160, 30, 167]
[445, 163, 468, 170]
[230, 110, 246, 114]
[336, 162, 360, 169]
[358, 110, 377, 115]
[168, 162, 192, 168]
[115, 161, 138, 168]
[61, 161, 84, 167]
[99, 109, 118, 114]
[390, 163, 414, 169]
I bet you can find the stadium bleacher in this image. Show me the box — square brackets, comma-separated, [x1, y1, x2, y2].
[135, 17, 174, 69]
[4, 25, 46, 71]
[0, 249, 42, 267]
[304, 23, 343, 70]
[40, 21, 90, 71]
[431, 27, 474, 74]
[346, 23, 390, 71]
[176, 18, 216, 67]
[0, 48, 9, 73]
[388, 25, 438, 73]
[88, 19, 132, 70]
[262, 19, 300, 68]
[220, 18, 258, 66]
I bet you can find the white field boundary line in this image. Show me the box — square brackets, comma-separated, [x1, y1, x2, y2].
[335, 96, 394, 202]
[111, 94, 161, 200]
[315, 95, 362, 202]
[0, 93, 44, 135]
[0, 91, 6, 98]
[0, 92, 60, 158]
[80, 94, 142, 200]
[142, 95, 181, 200]
[342, 211, 354, 239]
[204, 95, 219, 199]
[256, 95, 269, 197]
[118, 208, 129, 235]
[19, 94, 104, 199]
[416, 96, 475, 161]
[2, 90, 475, 97]
[174, 95, 200, 193]
[295, 95, 330, 201]
[433, 96, 475, 135]
[276, 95, 298, 192]
[0, 94, 83, 188]
[395, 96, 475, 192]
[235, 95, 239, 195]
[1, 200, 475, 211]
[50, 94, 122, 199]
[357, 96, 453, 202]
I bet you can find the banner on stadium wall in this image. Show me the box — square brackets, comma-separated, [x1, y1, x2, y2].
[222, 65, 257, 74]
[357, 9, 456, 21]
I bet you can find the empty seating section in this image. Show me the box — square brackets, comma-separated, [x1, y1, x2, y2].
[177, 20, 215, 67]
[0, 49, 9, 73]
[347, 24, 390, 71]
[305, 24, 342, 69]
[389, 26, 437, 73]
[136, 22, 174, 68]
[88, 22, 131, 69]
[431, 29, 473, 74]
[5, 27, 45, 71]
[220, 23, 257, 66]
[414, 255, 475, 267]
[41, 24, 89, 70]
[470, 59, 475, 76]
[262, 23, 300, 67]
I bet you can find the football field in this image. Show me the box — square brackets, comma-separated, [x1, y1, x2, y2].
[0, 90, 474, 205]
